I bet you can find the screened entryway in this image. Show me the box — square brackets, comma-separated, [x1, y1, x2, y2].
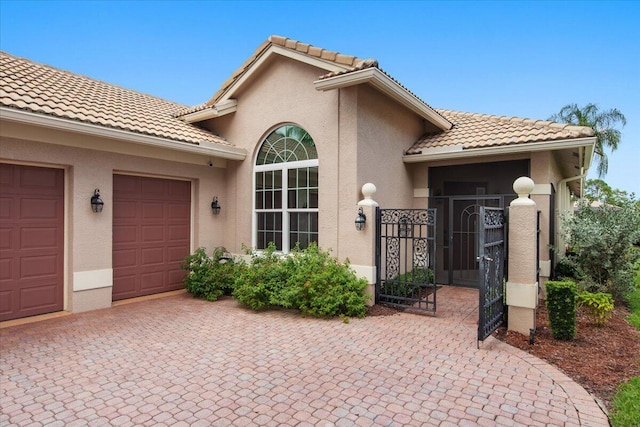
[429, 160, 528, 287]
[253, 125, 318, 252]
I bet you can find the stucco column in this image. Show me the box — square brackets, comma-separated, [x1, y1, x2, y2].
[352, 183, 379, 306]
[506, 177, 539, 335]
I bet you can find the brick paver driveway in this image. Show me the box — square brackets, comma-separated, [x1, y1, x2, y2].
[1, 287, 608, 426]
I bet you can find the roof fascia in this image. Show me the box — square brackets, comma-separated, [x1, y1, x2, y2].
[402, 137, 596, 164]
[0, 107, 247, 161]
[182, 100, 238, 123]
[313, 68, 453, 131]
[215, 45, 350, 105]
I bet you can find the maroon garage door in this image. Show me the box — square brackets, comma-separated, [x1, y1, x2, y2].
[0, 164, 64, 321]
[112, 175, 191, 301]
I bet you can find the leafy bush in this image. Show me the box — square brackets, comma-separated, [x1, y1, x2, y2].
[382, 268, 435, 302]
[562, 201, 640, 298]
[545, 280, 577, 340]
[610, 377, 640, 427]
[182, 247, 242, 301]
[233, 243, 369, 317]
[232, 243, 290, 310]
[576, 291, 614, 326]
[285, 244, 368, 318]
[553, 255, 581, 281]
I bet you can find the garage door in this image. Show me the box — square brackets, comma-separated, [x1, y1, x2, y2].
[112, 175, 191, 301]
[0, 164, 64, 321]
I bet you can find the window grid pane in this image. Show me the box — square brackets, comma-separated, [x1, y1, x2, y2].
[289, 212, 318, 250]
[256, 212, 283, 250]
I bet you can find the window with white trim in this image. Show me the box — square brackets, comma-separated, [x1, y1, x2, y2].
[254, 125, 318, 252]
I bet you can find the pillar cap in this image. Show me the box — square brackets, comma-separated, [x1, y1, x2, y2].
[511, 177, 536, 206]
[358, 183, 379, 207]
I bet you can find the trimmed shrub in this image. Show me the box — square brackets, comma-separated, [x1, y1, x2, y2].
[232, 243, 289, 310]
[576, 291, 614, 326]
[286, 244, 368, 318]
[545, 280, 578, 340]
[182, 247, 242, 301]
[233, 243, 369, 317]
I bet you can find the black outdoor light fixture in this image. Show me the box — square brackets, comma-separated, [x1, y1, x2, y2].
[355, 207, 366, 231]
[211, 196, 221, 215]
[90, 189, 104, 213]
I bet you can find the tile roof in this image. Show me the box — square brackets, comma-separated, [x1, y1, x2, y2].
[0, 51, 230, 146]
[173, 35, 380, 117]
[406, 109, 595, 154]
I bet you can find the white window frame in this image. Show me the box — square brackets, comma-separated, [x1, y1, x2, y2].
[253, 132, 319, 252]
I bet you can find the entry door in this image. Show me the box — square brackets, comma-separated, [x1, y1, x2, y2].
[448, 197, 502, 287]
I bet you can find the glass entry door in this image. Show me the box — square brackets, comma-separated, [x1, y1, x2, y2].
[440, 196, 502, 287]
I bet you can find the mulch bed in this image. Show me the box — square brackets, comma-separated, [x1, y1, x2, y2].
[494, 302, 640, 409]
[366, 304, 404, 317]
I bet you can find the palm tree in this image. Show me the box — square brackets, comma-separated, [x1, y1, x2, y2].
[549, 103, 626, 177]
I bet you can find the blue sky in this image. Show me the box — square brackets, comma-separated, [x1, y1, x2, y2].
[1, 1, 638, 195]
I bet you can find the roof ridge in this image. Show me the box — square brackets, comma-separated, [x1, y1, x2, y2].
[202, 35, 371, 108]
[0, 51, 189, 108]
[436, 108, 594, 134]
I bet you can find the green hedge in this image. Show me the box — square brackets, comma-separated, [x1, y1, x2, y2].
[232, 243, 369, 318]
[545, 280, 577, 340]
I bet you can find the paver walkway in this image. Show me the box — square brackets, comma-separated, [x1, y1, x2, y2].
[0, 287, 609, 426]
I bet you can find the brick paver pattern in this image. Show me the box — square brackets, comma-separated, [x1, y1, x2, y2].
[0, 287, 609, 426]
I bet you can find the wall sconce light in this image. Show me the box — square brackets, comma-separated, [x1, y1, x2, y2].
[355, 207, 366, 231]
[90, 189, 104, 213]
[211, 196, 221, 215]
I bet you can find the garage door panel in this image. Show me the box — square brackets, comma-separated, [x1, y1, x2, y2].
[167, 225, 189, 242]
[0, 289, 11, 315]
[140, 179, 165, 198]
[112, 275, 137, 294]
[113, 225, 138, 244]
[168, 181, 191, 200]
[142, 202, 164, 220]
[0, 164, 64, 321]
[0, 197, 12, 218]
[113, 248, 137, 268]
[113, 200, 137, 220]
[0, 227, 13, 250]
[21, 227, 58, 249]
[141, 247, 164, 266]
[113, 175, 139, 196]
[0, 258, 12, 280]
[168, 203, 190, 220]
[140, 272, 164, 291]
[167, 268, 186, 287]
[167, 245, 190, 262]
[20, 198, 60, 220]
[19, 167, 63, 192]
[20, 255, 58, 279]
[20, 282, 59, 310]
[141, 225, 164, 242]
[112, 175, 190, 301]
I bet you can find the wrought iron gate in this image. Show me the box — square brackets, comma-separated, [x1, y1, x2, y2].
[478, 207, 506, 342]
[376, 208, 437, 312]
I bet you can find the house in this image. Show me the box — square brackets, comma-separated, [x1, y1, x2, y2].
[0, 36, 595, 322]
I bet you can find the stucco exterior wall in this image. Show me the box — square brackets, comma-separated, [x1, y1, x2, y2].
[0, 127, 227, 313]
[208, 57, 341, 254]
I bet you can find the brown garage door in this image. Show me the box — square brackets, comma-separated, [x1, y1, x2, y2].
[0, 163, 64, 321]
[112, 175, 191, 301]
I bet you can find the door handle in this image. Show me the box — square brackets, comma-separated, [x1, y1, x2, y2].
[476, 256, 493, 262]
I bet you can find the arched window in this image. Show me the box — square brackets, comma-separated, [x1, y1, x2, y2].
[254, 125, 318, 252]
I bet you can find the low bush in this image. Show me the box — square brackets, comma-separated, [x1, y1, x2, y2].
[576, 291, 614, 326]
[182, 247, 242, 301]
[233, 243, 369, 317]
[545, 280, 577, 340]
[232, 243, 289, 310]
[286, 245, 368, 318]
